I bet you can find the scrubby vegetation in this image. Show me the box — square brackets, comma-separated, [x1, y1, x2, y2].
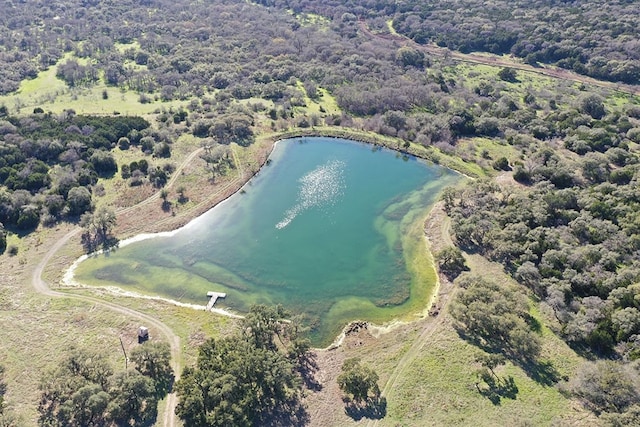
[38, 344, 173, 426]
[0, 0, 639, 424]
[174, 305, 312, 426]
[0, 113, 150, 232]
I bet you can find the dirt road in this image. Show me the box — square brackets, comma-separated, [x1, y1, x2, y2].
[28, 147, 210, 427]
[359, 20, 640, 97]
[366, 205, 459, 427]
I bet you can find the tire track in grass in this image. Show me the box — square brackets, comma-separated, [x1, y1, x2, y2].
[367, 214, 459, 427]
[31, 146, 210, 427]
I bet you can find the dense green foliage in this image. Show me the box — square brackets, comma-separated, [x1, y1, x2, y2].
[435, 246, 468, 280]
[446, 157, 640, 356]
[174, 305, 310, 427]
[337, 358, 381, 403]
[129, 342, 174, 399]
[38, 345, 173, 427]
[0, 113, 149, 232]
[450, 275, 541, 361]
[80, 207, 118, 253]
[250, 0, 640, 84]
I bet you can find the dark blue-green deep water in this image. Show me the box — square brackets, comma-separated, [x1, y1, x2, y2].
[74, 137, 460, 346]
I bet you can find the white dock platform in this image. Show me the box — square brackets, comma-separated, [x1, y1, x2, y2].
[206, 291, 227, 311]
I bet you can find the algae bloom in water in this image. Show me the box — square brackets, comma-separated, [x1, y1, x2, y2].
[73, 137, 460, 346]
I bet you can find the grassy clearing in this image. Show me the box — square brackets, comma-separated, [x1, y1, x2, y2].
[446, 61, 570, 100]
[0, 52, 187, 115]
[114, 41, 141, 53]
[0, 288, 144, 423]
[606, 89, 640, 109]
[444, 59, 639, 114]
[384, 321, 582, 426]
[323, 253, 593, 426]
[455, 136, 520, 171]
[62, 287, 239, 367]
[289, 10, 330, 26]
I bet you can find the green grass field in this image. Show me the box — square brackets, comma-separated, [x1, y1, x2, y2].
[0, 52, 187, 115]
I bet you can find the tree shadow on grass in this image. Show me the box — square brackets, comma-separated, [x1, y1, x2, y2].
[344, 396, 387, 421]
[454, 328, 563, 387]
[260, 396, 310, 427]
[517, 359, 564, 386]
[476, 374, 519, 405]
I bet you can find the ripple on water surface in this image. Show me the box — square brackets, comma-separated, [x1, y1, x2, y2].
[73, 137, 461, 346]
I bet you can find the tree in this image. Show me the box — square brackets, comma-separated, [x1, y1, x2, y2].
[450, 275, 541, 361]
[396, 46, 425, 68]
[498, 67, 518, 82]
[242, 304, 289, 351]
[16, 205, 40, 230]
[80, 206, 118, 252]
[38, 348, 113, 426]
[39, 347, 162, 427]
[337, 358, 380, 404]
[107, 371, 158, 426]
[176, 186, 188, 204]
[175, 336, 301, 427]
[200, 144, 233, 182]
[57, 384, 109, 427]
[0, 223, 7, 254]
[89, 151, 117, 176]
[117, 137, 130, 150]
[435, 247, 468, 280]
[175, 304, 308, 426]
[579, 94, 606, 120]
[493, 157, 510, 171]
[130, 342, 174, 398]
[160, 189, 171, 211]
[567, 361, 640, 414]
[67, 186, 92, 216]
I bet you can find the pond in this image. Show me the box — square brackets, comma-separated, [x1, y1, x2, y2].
[72, 137, 461, 346]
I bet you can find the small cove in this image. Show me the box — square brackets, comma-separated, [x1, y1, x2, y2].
[72, 137, 461, 346]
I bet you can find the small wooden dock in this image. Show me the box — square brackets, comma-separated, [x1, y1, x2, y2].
[206, 291, 226, 311]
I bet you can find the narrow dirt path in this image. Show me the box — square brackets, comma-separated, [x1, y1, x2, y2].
[366, 208, 459, 427]
[29, 146, 209, 427]
[118, 147, 204, 217]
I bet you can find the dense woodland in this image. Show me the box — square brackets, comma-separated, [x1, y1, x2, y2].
[1, 0, 640, 425]
[256, 0, 640, 84]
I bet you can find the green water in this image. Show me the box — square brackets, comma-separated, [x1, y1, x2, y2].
[74, 137, 460, 346]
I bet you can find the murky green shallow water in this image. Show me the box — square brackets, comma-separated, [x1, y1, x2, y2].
[74, 137, 460, 346]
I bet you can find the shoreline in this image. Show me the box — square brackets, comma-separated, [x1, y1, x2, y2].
[62, 131, 460, 349]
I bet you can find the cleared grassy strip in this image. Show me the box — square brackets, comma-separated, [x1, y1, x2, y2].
[362, 257, 591, 426]
[0, 52, 186, 115]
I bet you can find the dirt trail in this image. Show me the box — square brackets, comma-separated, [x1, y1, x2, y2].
[117, 147, 204, 217]
[366, 206, 458, 427]
[29, 147, 209, 427]
[359, 20, 640, 97]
